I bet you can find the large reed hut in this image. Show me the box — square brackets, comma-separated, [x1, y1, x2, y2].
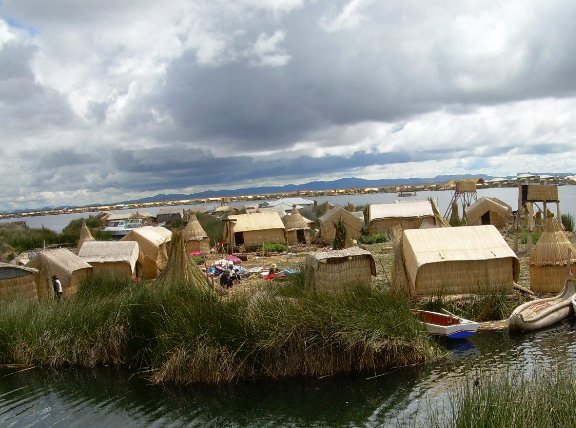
[529, 217, 576, 293]
[304, 247, 376, 293]
[368, 200, 437, 235]
[0, 263, 38, 302]
[121, 226, 172, 279]
[26, 248, 93, 301]
[183, 213, 210, 253]
[77, 219, 95, 252]
[319, 207, 364, 248]
[78, 241, 140, 279]
[397, 225, 519, 296]
[465, 197, 512, 229]
[282, 206, 313, 245]
[223, 212, 286, 248]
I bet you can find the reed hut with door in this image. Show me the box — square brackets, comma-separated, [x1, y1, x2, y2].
[77, 220, 95, 252]
[282, 206, 314, 245]
[529, 217, 576, 293]
[396, 225, 519, 296]
[319, 206, 364, 248]
[78, 240, 140, 279]
[26, 248, 93, 301]
[464, 197, 512, 229]
[121, 226, 172, 279]
[304, 247, 376, 293]
[0, 263, 38, 302]
[223, 212, 286, 249]
[368, 200, 438, 235]
[183, 213, 210, 253]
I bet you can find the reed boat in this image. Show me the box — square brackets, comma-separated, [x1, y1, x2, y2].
[413, 310, 479, 339]
[508, 278, 576, 332]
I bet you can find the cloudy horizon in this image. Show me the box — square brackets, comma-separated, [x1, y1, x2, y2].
[1, 0, 576, 211]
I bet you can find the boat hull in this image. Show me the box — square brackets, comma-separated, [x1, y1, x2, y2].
[414, 310, 479, 339]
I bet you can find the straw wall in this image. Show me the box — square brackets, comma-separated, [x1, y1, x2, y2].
[526, 185, 558, 202]
[529, 265, 572, 293]
[411, 259, 515, 295]
[0, 275, 37, 302]
[32, 264, 91, 300]
[285, 229, 311, 245]
[185, 238, 210, 253]
[455, 180, 477, 193]
[305, 256, 373, 293]
[89, 262, 133, 279]
[320, 221, 362, 247]
[467, 211, 507, 229]
[368, 217, 431, 234]
[242, 229, 286, 247]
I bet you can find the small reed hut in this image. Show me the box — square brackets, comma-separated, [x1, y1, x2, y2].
[122, 226, 172, 279]
[78, 241, 140, 279]
[464, 197, 512, 229]
[397, 225, 519, 296]
[223, 212, 286, 248]
[304, 247, 376, 293]
[0, 263, 38, 302]
[368, 200, 437, 235]
[77, 219, 95, 252]
[529, 217, 576, 293]
[319, 206, 364, 248]
[282, 206, 313, 245]
[183, 214, 210, 253]
[26, 248, 93, 301]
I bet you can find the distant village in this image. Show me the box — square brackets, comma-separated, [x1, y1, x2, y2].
[2, 173, 575, 221]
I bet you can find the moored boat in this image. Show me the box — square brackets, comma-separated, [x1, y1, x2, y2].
[508, 278, 576, 332]
[413, 310, 479, 339]
[103, 219, 145, 238]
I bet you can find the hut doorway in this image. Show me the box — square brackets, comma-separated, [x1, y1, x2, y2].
[234, 232, 245, 246]
[296, 230, 306, 244]
[481, 212, 490, 225]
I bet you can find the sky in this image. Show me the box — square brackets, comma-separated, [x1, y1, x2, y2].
[1, 0, 576, 211]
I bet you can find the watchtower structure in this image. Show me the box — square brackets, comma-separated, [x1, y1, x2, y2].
[444, 179, 479, 222]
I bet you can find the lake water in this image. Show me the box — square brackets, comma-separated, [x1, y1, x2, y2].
[2, 185, 576, 233]
[2, 321, 575, 426]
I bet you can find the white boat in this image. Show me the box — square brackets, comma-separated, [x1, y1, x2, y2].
[103, 219, 144, 238]
[508, 278, 576, 332]
[413, 310, 479, 339]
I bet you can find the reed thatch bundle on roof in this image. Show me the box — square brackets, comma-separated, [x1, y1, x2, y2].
[78, 240, 140, 279]
[529, 217, 576, 293]
[0, 263, 38, 302]
[282, 206, 313, 245]
[155, 231, 210, 288]
[27, 248, 93, 300]
[368, 200, 439, 235]
[224, 212, 286, 248]
[304, 247, 376, 293]
[122, 226, 172, 279]
[183, 214, 210, 253]
[77, 220, 95, 252]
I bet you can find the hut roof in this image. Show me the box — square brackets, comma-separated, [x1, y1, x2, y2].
[266, 197, 314, 207]
[122, 226, 172, 246]
[369, 200, 433, 222]
[27, 248, 92, 274]
[319, 206, 364, 228]
[0, 262, 38, 280]
[227, 212, 285, 232]
[305, 247, 376, 275]
[282, 206, 313, 231]
[402, 225, 518, 270]
[465, 197, 511, 223]
[529, 217, 576, 266]
[158, 207, 184, 216]
[77, 220, 95, 251]
[183, 214, 208, 241]
[214, 205, 234, 214]
[78, 241, 139, 272]
[106, 213, 133, 221]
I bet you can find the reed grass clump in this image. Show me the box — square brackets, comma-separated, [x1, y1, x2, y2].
[0, 275, 440, 385]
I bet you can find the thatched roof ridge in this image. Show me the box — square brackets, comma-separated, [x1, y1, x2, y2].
[78, 241, 139, 272]
[282, 206, 313, 231]
[529, 217, 576, 266]
[77, 220, 95, 252]
[227, 212, 285, 232]
[183, 214, 208, 241]
[27, 248, 92, 274]
[305, 247, 376, 275]
[319, 206, 364, 228]
[122, 226, 172, 246]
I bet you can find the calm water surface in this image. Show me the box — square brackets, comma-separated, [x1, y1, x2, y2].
[2, 322, 576, 427]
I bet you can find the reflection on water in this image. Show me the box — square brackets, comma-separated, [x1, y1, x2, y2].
[2, 319, 576, 427]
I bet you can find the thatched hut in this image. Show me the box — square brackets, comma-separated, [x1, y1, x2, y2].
[319, 207, 364, 248]
[529, 217, 576, 293]
[26, 248, 93, 301]
[183, 214, 210, 253]
[121, 226, 172, 279]
[223, 212, 286, 248]
[78, 241, 140, 279]
[0, 263, 38, 302]
[397, 225, 519, 296]
[304, 247, 376, 293]
[157, 207, 186, 225]
[368, 200, 437, 235]
[77, 219, 95, 252]
[155, 230, 209, 288]
[465, 197, 512, 229]
[282, 206, 313, 245]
